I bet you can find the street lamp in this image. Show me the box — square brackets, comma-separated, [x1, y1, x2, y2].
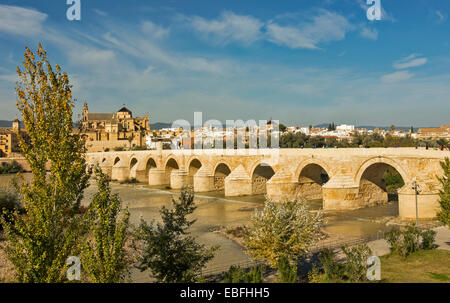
[411, 177, 422, 227]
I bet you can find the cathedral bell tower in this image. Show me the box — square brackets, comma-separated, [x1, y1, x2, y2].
[82, 101, 88, 122]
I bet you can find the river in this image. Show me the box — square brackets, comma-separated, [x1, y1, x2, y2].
[0, 174, 399, 282]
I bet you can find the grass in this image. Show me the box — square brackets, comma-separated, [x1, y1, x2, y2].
[379, 249, 450, 283]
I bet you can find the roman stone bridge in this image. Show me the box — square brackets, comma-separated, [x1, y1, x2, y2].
[85, 147, 449, 220]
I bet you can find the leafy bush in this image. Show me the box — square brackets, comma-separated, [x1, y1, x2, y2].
[276, 255, 297, 283]
[401, 225, 421, 257]
[0, 188, 22, 230]
[307, 265, 323, 283]
[222, 265, 265, 283]
[244, 198, 323, 267]
[384, 227, 402, 254]
[341, 244, 372, 282]
[420, 229, 436, 250]
[318, 249, 344, 281]
[0, 161, 23, 174]
[384, 225, 436, 257]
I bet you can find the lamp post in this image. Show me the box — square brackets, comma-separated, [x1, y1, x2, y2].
[411, 177, 422, 227]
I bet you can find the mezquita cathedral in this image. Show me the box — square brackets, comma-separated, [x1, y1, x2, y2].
[78, 102, 151, 152]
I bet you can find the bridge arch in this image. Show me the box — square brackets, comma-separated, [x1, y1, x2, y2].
[296, 162, 330, 201]
[164, 157, 180, 187]
[251, 162, 276, 195]
[294, 158, 332, 182]
[113, 156, 121, 166]
[354, 157, 409, 186]
[213, 162, 232, 191]
[187, 158, 202, 186]
[355, 157, 408, 208]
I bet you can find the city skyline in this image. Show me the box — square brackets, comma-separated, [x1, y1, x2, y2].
[0, 0, 449, 126]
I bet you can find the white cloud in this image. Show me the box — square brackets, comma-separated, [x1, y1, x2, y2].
[266, 10, 353, 49]
[265, 23, 317, 49]
[68, 48, 116, 66]
[93, 9, 108, 17]
[360, 26, 378, 40]
[436, 10, 447, 23]
[393, 54, 427, 69]
[0, 5, 47, 36]
[381, 70, 413, 83]
[141, 21, 170, 39]
[189, 11, 263, 45]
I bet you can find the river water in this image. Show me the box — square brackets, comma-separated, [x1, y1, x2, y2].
[0, 174, 398, 282]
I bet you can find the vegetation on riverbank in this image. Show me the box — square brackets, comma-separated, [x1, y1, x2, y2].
[0, 161, 22, 175]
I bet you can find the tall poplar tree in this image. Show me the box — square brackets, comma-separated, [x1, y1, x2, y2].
[1, 44, 90, 282]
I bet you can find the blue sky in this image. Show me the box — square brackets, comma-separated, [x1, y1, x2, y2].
[0, 0, 449, 126]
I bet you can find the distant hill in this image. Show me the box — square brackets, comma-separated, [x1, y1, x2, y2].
[151, 122, 172, 130]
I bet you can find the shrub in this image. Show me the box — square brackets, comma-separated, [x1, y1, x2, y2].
[307, 265, 323, 283]
[0, 161, 23, 174]
[341, 244, 372, 282]
[318, 249, 344, 281]
[384, 225, 436, 258]
[244, 198, 323, 267]
[0, 188, 22, 230]
[420, 229, 436, 250]
[384, 227, 402, 254]
[222, 265, 264, 283]
[399, 225, 422, 257]
[276, 255, 297, 283]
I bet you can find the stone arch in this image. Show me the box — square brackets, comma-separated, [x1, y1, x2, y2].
[354, 157, 409, 186]
[129, 158, 138, 170]
[355, 157, 408, 208]
[296, 163, 330, 201]
[113, 157, 121, 166]
[213, 162, 232, 191]
[101, 157, 107, 164]
[164, 157, 179, 187]
[294, 158, 332, 182]
[251, 162, 275, 194]
[187, 158, 202, 186]
[145, 157, 157, 178]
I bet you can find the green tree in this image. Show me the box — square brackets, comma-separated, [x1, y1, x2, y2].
[1, 44, 90, 282]
[127, 135, 134, 151]
[135, 188, 218, 282]
[437, 157, 450, 227]
[81, 167, 130, 283]
[244, 199, 323, 267]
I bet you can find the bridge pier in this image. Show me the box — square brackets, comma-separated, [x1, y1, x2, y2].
[170, 169, 188, 189]
[130, 168, 148, 183]
[224, 165, 252, 196]
[398, 186, 440, 220]
[193, 167, 215, 192]
[111, 163, 130, 183]
[148, 168, 167, 186]
[322, 176, 360, 210]
[266, 169, 298, 201]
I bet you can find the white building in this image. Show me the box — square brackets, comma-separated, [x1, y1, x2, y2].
[336, 124, 355, 132]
